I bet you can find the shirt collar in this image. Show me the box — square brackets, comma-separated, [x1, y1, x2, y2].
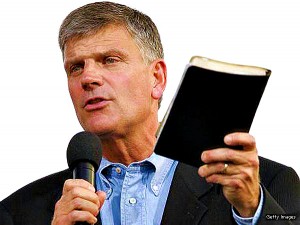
[147, 153, 174, 196]
[96, 153, 175, 197]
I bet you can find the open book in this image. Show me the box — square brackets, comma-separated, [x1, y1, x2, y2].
[154, 56, 271, 167]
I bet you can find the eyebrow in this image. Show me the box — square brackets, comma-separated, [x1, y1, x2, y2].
[64, 48, 129, 70]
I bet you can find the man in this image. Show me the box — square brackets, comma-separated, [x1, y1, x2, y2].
[0, 1, 299, 225]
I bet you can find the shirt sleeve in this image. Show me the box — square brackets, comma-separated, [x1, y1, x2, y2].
[232, 185, 264, 225]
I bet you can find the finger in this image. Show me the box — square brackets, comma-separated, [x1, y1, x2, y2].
[201, 148, 249, 165]
[198, 162, 233, 177]
[96, 191, 107, 209]
[204, 166, 259, 187]
[62, 179, 99, 206]
[52, 209, 98, 225]
[69, 197, 100, 216]
[204, 172, 249, 188]
[224, 132, 256, 150]
[54, 192, 100, 217]
[63, 179, 95, 194]
[62, 186, 100, 207]
[68, 210, 98, 225]
[61, 192, 105, 218]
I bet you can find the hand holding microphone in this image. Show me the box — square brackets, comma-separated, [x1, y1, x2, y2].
[52, 132, 106, 225]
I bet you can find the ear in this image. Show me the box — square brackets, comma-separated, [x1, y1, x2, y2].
[151, 59, 167, 100]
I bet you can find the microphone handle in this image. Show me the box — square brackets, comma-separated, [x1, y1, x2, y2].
[73, 162, 97, 225]
[73, 162, 96, 186]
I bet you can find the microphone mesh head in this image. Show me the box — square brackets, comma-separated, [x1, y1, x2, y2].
[67, 131, 102, 170]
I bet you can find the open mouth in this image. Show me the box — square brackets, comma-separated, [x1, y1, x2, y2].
[84, 97, 108, 111]
[87, 98, 103, 105]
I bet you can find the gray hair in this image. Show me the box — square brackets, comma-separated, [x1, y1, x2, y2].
[58, 1, 164, 65]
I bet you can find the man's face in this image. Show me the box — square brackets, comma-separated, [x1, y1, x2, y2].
[64, 24, 161, 137]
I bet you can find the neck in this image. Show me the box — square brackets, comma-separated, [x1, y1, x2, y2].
[100, 116, 159, 166]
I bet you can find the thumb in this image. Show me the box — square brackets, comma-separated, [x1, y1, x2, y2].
[96, 191, 106, 209]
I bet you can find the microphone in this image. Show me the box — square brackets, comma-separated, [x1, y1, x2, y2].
[67, 131, 102, 225]
[67, 131, 102, 187]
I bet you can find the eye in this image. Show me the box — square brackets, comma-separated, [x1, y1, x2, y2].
[69, 63, 84, 75]
[104, 57, 120, 65]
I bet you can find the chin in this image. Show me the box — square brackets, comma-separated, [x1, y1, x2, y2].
[80, 118, 115, 136]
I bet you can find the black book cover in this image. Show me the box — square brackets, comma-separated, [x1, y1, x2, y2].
[155, 56, 271, 167]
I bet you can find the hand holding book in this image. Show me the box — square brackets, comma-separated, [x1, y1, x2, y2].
[154, 56, 270, 217]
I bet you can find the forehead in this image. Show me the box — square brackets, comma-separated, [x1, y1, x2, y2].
[63, 24, 140, 61]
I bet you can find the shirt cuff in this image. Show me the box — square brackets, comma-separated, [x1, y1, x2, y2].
[232, 185, 264, 225]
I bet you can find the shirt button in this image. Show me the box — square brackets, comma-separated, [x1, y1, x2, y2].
[153, 185, 159, 192]
[115, 167, 122, 174]
[129, 197, 137, 204]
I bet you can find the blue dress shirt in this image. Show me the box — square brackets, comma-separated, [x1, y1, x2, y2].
[96, 153, 263, 225]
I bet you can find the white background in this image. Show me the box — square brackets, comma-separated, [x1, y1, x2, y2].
[0, 0, 299, 200]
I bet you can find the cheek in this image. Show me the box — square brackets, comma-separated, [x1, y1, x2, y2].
[68, 81, 81, 107]
[125, 79, 150, 101]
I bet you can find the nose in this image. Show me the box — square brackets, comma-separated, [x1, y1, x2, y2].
[81, 60, 103, 91]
